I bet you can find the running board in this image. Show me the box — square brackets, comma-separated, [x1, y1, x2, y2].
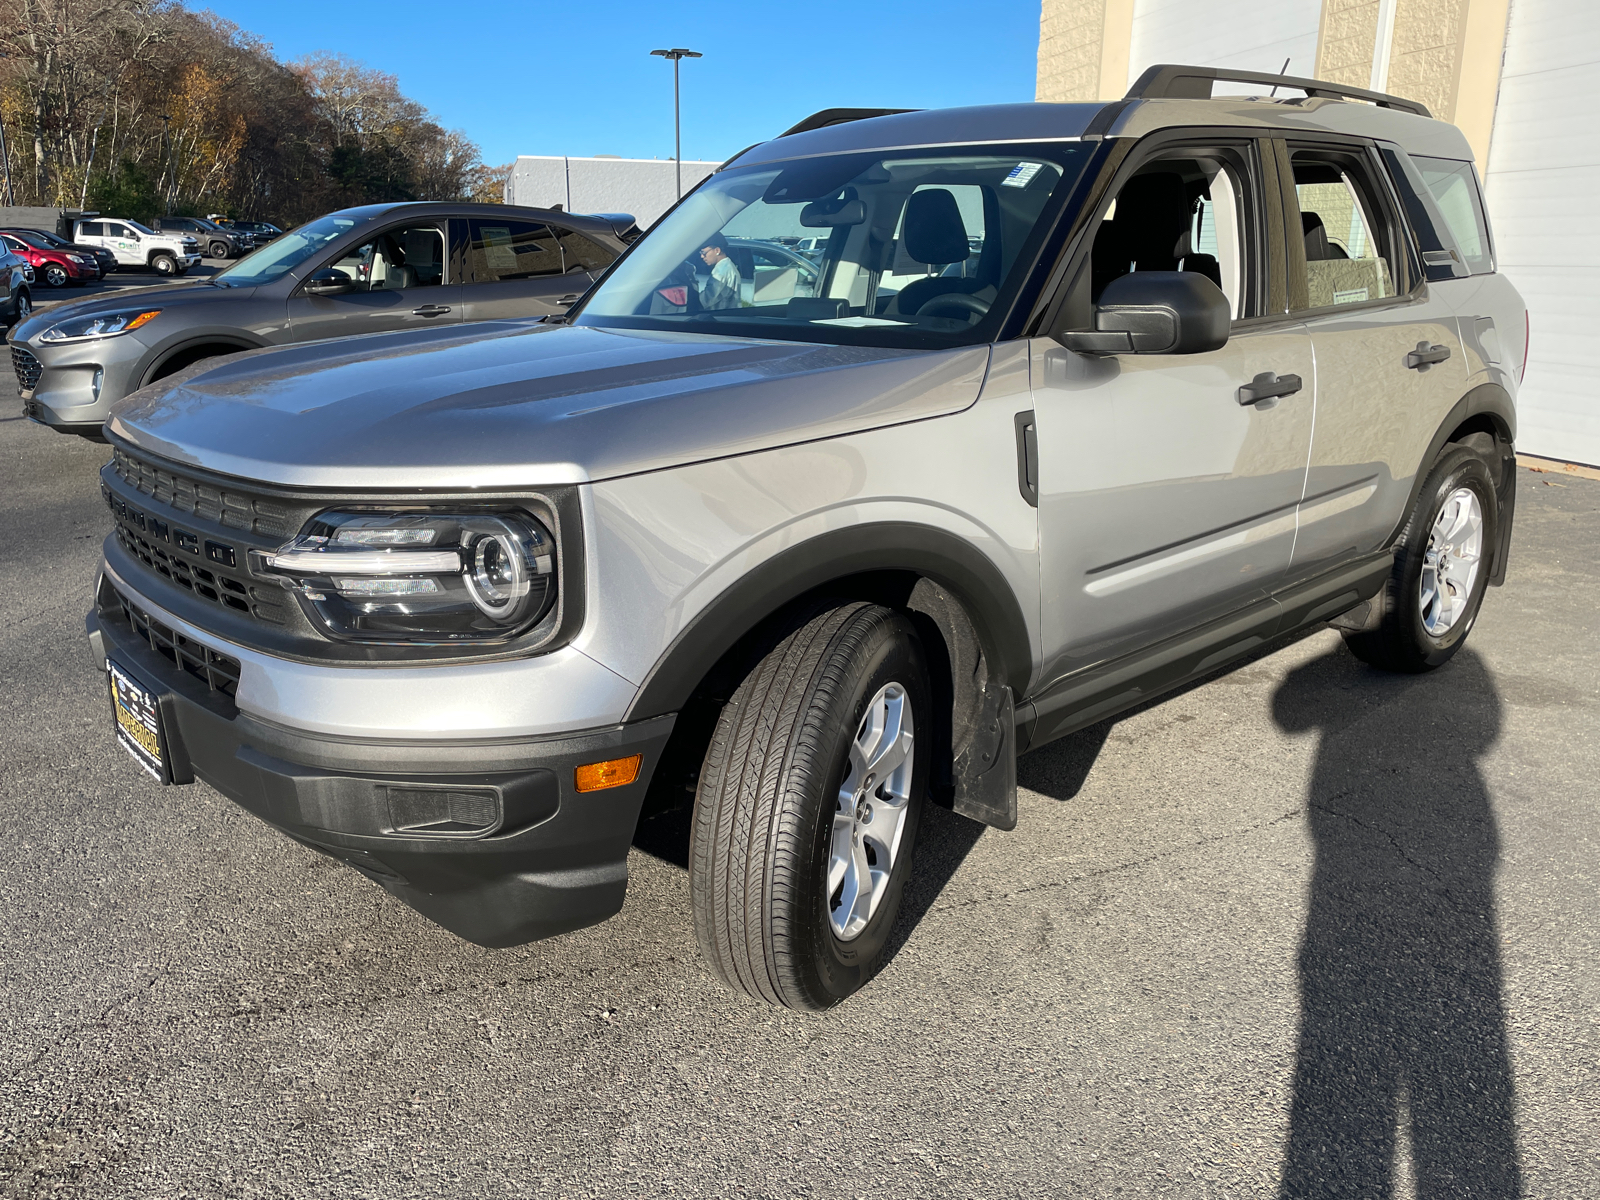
[1016, 552, 1393, 754]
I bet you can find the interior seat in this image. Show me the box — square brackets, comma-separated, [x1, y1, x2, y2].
[1302, 212, 1349, 261]
[889, 189, 991, 316]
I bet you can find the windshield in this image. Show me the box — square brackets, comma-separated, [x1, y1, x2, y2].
[211, 213, 359, 287]
[126, 219, 155, 235]
[577, 144, 1088, 348]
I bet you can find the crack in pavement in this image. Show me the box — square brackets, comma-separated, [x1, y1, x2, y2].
[4, 967, 168, 1086]
[928, 806, 1307, 913]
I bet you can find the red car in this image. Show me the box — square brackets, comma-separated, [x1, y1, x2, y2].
[0, 229, 102, 288]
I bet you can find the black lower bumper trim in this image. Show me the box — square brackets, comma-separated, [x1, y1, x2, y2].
[92, 607, 676, 947]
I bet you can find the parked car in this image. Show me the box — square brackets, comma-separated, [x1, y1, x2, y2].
[0, 228, 102, 287]
[7, 227, 117, 277]
[72, 218, 202, 277]
[149, 215, 253, 259]
[213, 217, 283, 243]
[85, 66, 1523, 1011]
[0, 240, 33, 325]
[12, 202, 632, 435]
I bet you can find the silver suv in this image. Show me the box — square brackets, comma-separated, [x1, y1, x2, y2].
[87, 66, 1525, 1010]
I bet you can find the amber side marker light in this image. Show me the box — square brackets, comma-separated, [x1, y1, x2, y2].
[574, 754, 642, 793]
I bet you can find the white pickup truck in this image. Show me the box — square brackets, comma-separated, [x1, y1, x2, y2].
[72, 218, 202, 277]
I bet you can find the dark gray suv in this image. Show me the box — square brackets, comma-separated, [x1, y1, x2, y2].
[12, 202, 632, 437]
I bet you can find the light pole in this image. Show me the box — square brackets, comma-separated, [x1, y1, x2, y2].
[650, 48, 702, 198]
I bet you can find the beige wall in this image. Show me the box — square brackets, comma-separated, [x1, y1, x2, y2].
[1038, 0, 1511, 160]
[1036, 0, 1135, 102]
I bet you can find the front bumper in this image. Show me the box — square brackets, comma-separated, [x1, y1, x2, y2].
[16, 331, 147, 430]
[88, 595, 676, 948]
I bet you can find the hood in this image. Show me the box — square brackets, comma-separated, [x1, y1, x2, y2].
[13, 280, 242, 342]
[108, 323, 990, 489]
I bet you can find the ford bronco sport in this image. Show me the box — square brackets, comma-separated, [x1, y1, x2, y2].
[87, 66, 1524, 1010]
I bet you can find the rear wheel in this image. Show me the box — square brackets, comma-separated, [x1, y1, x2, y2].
[150, 251, 177, 276]
[690, 603, 930, 1010]
[1345, 443, 1498, 673]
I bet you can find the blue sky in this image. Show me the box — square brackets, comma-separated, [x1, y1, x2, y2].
[197, 0, 1042, 166]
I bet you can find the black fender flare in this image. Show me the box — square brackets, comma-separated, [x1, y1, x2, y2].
[623, 521, 1034, 722]
[1390, 380, 1517, 582]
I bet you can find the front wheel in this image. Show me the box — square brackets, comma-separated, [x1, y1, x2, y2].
[43, 264, 68, 288]
[690, 603, 930, 1010]
[1345, 443, 1499, 673]
[150, 252, 176, 276]
[14, 288, 31, 322]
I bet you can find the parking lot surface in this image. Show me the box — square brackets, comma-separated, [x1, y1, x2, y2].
[1, 410, 1595, 1199]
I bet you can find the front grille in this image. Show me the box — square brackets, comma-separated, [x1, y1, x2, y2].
[12, 345, 42, 392]
[112, 447, 299, 540]
[110, 585, 242, 699]
[111, 517, 290, 625]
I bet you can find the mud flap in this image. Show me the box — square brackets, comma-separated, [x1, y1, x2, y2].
[951, 681, 1017, 831]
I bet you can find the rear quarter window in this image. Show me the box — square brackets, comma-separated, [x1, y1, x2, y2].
[1412, 156, 1494, 275]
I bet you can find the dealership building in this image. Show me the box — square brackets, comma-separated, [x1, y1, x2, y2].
[503, 156, 721, 230]
[1038, 0, 1600, 466]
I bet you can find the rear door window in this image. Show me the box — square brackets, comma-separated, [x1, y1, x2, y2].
[1287, 149, 1403, 310]
[555, 228, 615, 274]
[1411, 156, 1494, 275]
[468, 219, 563, 282]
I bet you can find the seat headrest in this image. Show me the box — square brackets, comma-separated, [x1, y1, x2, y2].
[1303, 211, 1335, 261]
[1112, 172, 1190, 269]
[902, 189, 969, 265]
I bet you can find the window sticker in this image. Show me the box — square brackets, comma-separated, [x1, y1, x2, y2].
[1002, 162, 1044, 189]
[1333, 287, 1370, 305]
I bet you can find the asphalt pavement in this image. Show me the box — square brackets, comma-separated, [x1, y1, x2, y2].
[1, 408, 1595, 1198]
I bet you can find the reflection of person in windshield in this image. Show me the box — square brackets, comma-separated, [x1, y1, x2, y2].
[697, 235, 742, 309]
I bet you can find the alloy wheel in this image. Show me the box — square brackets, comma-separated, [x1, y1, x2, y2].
[829, 682, 915, 941]
[1419, 486, 1484, 636]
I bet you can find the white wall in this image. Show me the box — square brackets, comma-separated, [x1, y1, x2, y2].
[505, 156, 721, 229]
[1482, 0, 1600, 466]
[1126, 0, 1324, 90]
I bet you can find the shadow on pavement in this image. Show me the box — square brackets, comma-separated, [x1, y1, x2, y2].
[1017, 722, 1113, 801]
[1273, 646, 1520, 1197]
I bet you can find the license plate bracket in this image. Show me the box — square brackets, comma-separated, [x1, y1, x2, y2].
[108, 658, 169, 783]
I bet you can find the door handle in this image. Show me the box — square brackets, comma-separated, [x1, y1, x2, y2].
[555, 294, 580, 307]
[1014, 410, 1038, 507]
[1237, 371, 1303, 406]
[1405, 341, 1451, 369]
[411, 304, 452, 317]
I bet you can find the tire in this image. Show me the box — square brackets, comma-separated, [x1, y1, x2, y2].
[150, 252, 176, 276]
[209, 241, 229, 259]
[43, 264, 68, 288]
[690, 602, 931, 1011]
[1345, 443, 1499, 673]
[15, 289, 30, 322]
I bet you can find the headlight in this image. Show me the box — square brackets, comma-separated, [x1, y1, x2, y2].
[255, 509, 557, 643]
[39, 308, 161, 343]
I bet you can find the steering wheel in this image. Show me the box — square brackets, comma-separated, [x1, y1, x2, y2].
[915, 292, 991, 321]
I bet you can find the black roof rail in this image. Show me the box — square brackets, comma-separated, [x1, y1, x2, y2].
[1125, 63, 1431, 118]
[779, 107, 920, 138]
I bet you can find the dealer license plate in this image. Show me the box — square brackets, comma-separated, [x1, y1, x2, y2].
[108, 659, 166, 782]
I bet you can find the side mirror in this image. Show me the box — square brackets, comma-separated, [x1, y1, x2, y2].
[1057, 271, 1230, 355]
[304, 267, 355, 297]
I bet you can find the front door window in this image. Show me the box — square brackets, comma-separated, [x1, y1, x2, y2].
[332, 224, 445, 292]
